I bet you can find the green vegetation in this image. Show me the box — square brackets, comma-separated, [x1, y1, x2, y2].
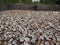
[0, 0, 60, 5]
[22, 0, 32, 4]
[45, 0, 55, 5]
[0, 0, 19, 4]
[7, 0, 19, 4]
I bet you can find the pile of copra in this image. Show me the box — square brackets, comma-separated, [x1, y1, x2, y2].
[0, 10, 60, 45]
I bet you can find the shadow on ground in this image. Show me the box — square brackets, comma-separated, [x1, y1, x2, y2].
[0, 4, 60, 11]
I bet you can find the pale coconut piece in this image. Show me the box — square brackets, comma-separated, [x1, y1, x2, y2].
[24, 41, 30, 45]
[45, 41, 50, 45]
[40, 43, 44, 45]
[12, 40, 17, 44]
[55, 33, 60, 41]
[56, 43, 60, 45]
[25, 37, 30, 42]
[48, 22, 54, 27]
[39, 35, 44, 40]
[20, 37, 25, 42]
[8, 42, 12, 45]
[0, 41, 1, 45]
